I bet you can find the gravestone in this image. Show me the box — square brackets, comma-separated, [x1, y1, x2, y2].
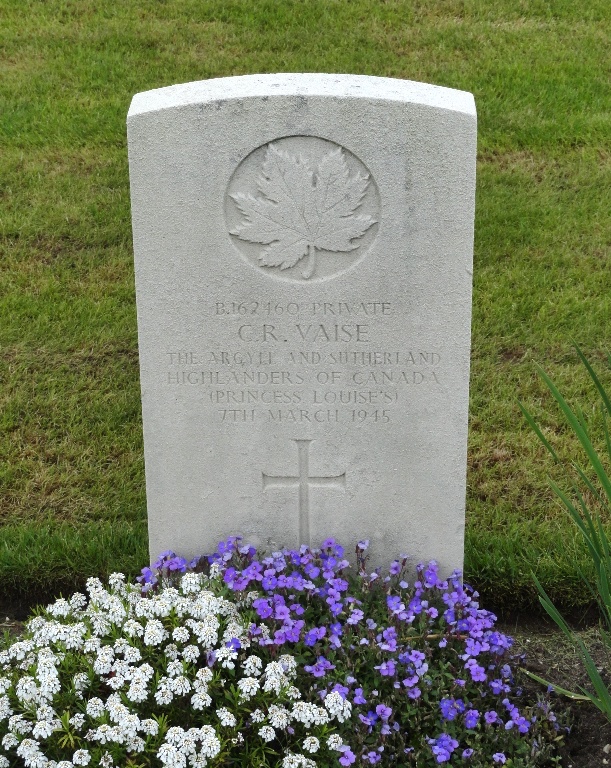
[127, 73, 476, 571]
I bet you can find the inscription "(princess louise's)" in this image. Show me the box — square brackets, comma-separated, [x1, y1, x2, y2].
[226, 137, 380, 282]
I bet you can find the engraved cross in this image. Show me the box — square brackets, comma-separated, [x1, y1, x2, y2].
[262, 439, 346, 546]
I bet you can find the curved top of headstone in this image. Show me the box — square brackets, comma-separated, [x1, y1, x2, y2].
[128, 73, 475, 119]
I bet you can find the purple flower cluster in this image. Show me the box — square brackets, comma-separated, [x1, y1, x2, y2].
[428, 733, 459, 763]
[137, 550, 200, 591]
[141, 537, 562, 766]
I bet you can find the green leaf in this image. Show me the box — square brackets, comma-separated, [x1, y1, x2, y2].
[517, 400, 560, 462]
[535, 362, 611, 501]
[525, 348, 611, 722]
[573, 342, 611, 414]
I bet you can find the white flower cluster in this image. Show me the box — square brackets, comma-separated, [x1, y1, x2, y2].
[262, 656, 297, 695]
[291, 701, 331, 727]
[0, 570, 345, 767]
[324, 690, 353, 722]
[282, 753, 317, 768]
[158, 725, 221, 768]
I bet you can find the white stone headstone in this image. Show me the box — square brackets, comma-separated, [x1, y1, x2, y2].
[128, 73, 476, 571]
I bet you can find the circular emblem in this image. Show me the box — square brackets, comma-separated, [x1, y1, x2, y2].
[225, 136, 380, 282]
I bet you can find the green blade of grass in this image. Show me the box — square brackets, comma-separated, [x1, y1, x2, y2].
[535, 575, 611, 718]
[572, 465, 611, 517]
[518, 400, 561, 463]
[548, 479, 602, 562]
[573, 342, 611, 414]
[520, 669, 592, 702]
[535, 362, 611, 501]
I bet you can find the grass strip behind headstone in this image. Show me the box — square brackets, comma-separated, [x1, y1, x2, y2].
[0, 0, 609, 613]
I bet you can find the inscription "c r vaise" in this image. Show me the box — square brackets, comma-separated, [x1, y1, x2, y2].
[237, 324, 370, 343]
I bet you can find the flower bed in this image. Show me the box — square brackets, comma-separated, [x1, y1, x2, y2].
[0, 539, 561, 767]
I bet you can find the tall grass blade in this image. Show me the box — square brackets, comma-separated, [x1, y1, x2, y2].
[573, 343, 611, 414]
[603, 410, 611, 480]
[548, 480, 599, 561]
[518, 401, 560, 462]
[534, 576, 611, 718]
[534, 362, 611, 501]
[526, 348, 611, 722]
[521, 669, 591, 702]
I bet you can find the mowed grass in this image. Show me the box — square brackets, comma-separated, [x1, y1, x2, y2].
[0, 0, 609, 612]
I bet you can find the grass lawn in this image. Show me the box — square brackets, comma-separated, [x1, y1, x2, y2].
[0, 0, 609, 612]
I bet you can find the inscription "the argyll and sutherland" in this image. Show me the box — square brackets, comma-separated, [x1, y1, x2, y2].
[165, 351, 441, 424]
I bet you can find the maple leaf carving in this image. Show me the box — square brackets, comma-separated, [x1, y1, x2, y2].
[230, 144, 376, 279]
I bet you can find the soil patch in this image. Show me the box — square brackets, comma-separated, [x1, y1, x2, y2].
[499, 617, 611, 767]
